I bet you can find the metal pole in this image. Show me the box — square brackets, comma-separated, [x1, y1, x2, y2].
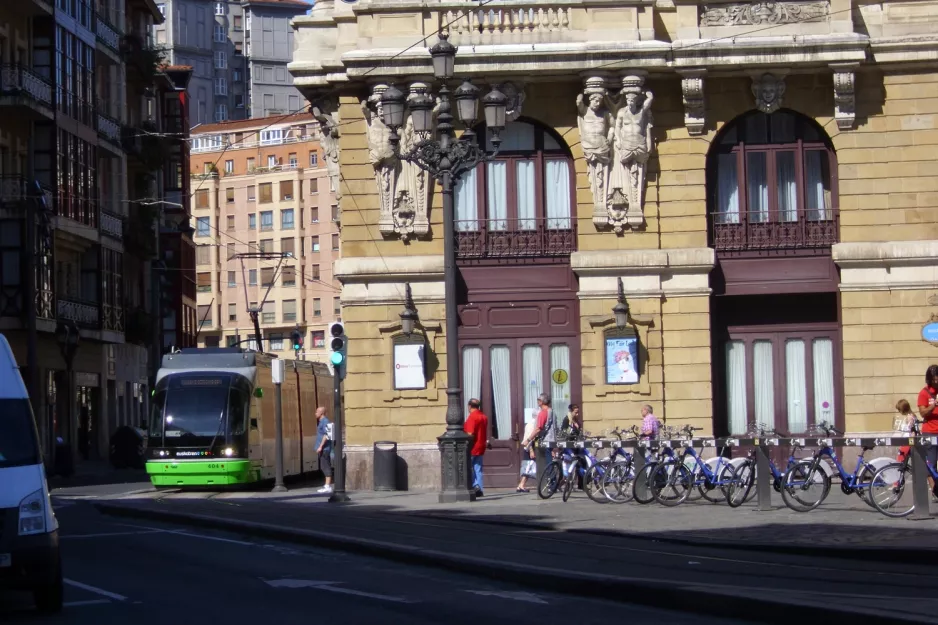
[755, 445, 772, 511]
[272, 363, 287, 492]
[25, 178, 41, 457]
[437, 168, 474, 504]
[910, 442, 932, 521]
[329, 364, 350, 502]
[149, 216, 161, 389]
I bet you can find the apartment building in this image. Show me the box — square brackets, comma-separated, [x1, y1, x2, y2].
[0, 0, 195, 469]
[153, 0, 309, 125]
[190, 113, 340, 361]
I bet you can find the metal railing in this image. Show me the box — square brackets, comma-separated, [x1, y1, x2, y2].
[0, 175, 53, 209]
[191, 134, 317, 154]
[455, 217, 577, 259]
[0, 64, 54, 107]
[100, 210, 124, 240]
[711, 209, 839, 251]
[97, 111, 122, 145]
[102, 303, 124, 333]
[95, 13, 121, 51]
[57, 297, 99, 329]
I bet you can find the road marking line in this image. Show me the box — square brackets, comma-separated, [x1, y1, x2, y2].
[465, 590, 548, 604]
[61, 531, 162, 539]
[263, 579, 417, 603]
[64, 599, 111, 607]
[109, 523, 254, 546]
[64, 579, 127, 601]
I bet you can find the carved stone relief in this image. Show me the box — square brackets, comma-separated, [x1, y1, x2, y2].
[832, 65, 857, 131]
[500, 81, 526, 122]
[364, 82, 436, 242]
[311, 98, 341, 201]
[578, 73, 655, 233]
[751, 73, 786, 114]
[700, 1, 830, 26]
[680, 70, 706, 136]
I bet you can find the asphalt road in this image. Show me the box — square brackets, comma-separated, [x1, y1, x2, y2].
[1, 500, 754, 625]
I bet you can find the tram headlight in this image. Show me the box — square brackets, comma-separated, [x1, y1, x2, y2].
[224, 447, 234, 457]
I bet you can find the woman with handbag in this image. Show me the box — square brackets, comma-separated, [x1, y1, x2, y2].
[517, 413, 538, 493]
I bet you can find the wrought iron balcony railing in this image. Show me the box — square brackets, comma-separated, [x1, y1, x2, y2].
[0, 64, 54, 108]
[97, 111, 122, 145]
[0, 175, 53, 209]
[95, 13, 121, 51]
[710, 209, 839, 252]
[101, 210, 124, 240]
[57, 297, 100, 329]
[455, 217, 577, 259]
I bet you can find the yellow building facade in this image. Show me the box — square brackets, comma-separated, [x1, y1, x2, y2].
[291, 0, 938, 489]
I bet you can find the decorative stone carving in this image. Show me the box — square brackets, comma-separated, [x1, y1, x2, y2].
[365, 82, 437, 242]
[700, 1, 829, 27]
[579, 74, 654, 233]
[311, 98, 341, 201]
[680, 70, 706, 136]
[751, 73, 786, 114]
[832, 65, 857, 130]
[500, 81, 526, 122]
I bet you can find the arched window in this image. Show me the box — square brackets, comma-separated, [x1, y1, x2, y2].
[455, 120, 576, 258]
[709, 110, 838, 251]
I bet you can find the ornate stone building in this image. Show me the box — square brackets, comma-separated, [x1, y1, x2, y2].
[291, 0, 938, 489]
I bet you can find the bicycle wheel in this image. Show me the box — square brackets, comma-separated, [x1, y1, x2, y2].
[684, 456, 705, 502]
[537, 461, 562, 499]
[562, 469, 576, 502]
[854, 463, 880, 508]
[633, 462, 657, 504]
[869, 462, 914, 518]
[780, 460, 831, 512]
[603, 461, 634, 504]
[584, 462, 609, 504]
[726, 460, 755, 508]
[651, 461, 694, 507]
[699, 460, 736, 504]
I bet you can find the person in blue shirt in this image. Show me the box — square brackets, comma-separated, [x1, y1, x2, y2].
[315, 406, 334, 494]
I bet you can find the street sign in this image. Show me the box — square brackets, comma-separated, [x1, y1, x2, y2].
[923, 322, 938, 343]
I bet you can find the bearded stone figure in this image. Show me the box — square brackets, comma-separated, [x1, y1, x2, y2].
[362, 84, 400, 235]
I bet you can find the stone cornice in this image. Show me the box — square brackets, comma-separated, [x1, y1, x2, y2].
[571, 248, 716, 277]
[335, 255, 444, 283]
[833, 241, 938, 269]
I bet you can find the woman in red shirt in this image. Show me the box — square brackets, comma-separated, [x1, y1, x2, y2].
[917, 365, 938, 497]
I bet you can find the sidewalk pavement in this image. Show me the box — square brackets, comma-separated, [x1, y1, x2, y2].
[86, 485, 938, 624]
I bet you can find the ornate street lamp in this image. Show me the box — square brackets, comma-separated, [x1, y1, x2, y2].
[612, 277, 630, 330]
[379, 33, 508, 503]
[399, 283, 419, 337]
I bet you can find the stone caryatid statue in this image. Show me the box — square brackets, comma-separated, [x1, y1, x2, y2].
[362, 84, 400, 236]
[577, 76, 615, 231]
[312, 100, 341, 201]
[390, 82, 438, 241]
[611, 75, 654, 230]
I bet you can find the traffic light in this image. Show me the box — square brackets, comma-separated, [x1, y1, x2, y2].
[329, 321, 346, 379]
[290, 328, 303, 354]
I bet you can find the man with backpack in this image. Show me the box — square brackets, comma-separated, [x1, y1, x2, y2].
[535, 393, 557, 466]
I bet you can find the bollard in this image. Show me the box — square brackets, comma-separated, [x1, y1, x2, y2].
[755, 444, 772, 512]
[910, 443, 933, 521]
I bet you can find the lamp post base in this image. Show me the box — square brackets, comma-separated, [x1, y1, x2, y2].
[328, 491, 351, 503]
[438, 429, 475, 503]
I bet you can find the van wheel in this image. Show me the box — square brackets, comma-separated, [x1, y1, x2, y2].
[34, 571, 64, 614]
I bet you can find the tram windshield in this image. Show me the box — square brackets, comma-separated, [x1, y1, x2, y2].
[149, 373, 251, 446]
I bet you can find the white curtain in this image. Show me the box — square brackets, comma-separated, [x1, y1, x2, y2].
[805, 151, 830, 221]
[522, 345, 543, 422]
[785, 340, 807, 433]
[486, 161, 507, 231]
[462, 346, 482, 420]
[726, 341, 747, 435]
[455, 167, 478, 231]
[717, 153, 739, 224]
[549, 344, 571, 410]
[747, 152, 769, 223]
[753, 341, 775, 429]
[813, 338, 835, 425]
[490, 346, 511, 440]
[776, 151, 797, 222]
[516, 159, 536, 231]
[545, 160, 572, 230]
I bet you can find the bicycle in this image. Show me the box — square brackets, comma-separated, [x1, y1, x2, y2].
[868, 420, 936, 518]
[537, 433, 604, 502]
[780, 421, 896, 512]
[632, 424, 681, 505]
[725, 424, 807, 508]
[650, 425, 739, 507]
[589, 425, 640, 503]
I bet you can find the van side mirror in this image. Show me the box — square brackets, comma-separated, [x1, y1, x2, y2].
[250, 418, 258, 430]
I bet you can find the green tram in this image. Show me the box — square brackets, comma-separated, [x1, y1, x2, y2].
[145, 347, 333, 488]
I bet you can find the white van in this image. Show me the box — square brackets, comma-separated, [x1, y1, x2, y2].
[0, 334, 62, 613]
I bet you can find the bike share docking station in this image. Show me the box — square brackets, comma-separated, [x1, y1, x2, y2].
[546, 433, 938, 519]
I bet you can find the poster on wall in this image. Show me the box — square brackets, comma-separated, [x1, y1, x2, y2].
[605, 336, 639, 385]
[393, 343, 426, 390]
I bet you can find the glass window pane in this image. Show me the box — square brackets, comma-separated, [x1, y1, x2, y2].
[813, 338, 835, 425]
[543, 132, 561, 151]
[719, 125, 737, 146]
[462, 346, 482, 420]
[490, 346, 511, 440]
[776, 151, 797, 222]
[522, 345, 543, 426]
[549, 344, 571, 410]
[753, 340, 775, 429]
[726, 341, 747, 435]
[746, 152, 768, 223]
[455, 167, 478, 231]
[770, 112, 796, 144]
[545, 160, 571, 230]
[744, 114, 768, 144]
[805, 150, 832, 221]
[487, 122, 534, 152]
[785, 340, 807, 433]
[716, 153, 739, 224]
[2, 251, 19, 286]
[516, 159, 535, 230]
[486, 161, 507, 231]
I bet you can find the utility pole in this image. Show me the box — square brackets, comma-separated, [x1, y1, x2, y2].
[272, 357, 287, 492]
[328, 362, 349, 502]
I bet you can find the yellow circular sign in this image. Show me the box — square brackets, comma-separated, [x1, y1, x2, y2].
[551, 369, 568, 385]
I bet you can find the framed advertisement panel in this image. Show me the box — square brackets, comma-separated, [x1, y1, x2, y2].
[604, 331, 639, 385]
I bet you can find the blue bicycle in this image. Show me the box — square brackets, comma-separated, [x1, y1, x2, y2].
[650, 426, 740, 507]
[537, 436, 604, 502]
[725, 424, 807, 508]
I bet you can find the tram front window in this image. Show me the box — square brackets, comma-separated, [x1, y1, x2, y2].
[150, 375, 250, 445]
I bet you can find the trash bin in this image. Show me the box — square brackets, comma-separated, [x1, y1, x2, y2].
[373, 441, 398, 491]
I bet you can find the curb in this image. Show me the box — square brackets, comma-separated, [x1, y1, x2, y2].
[94, 502, 921, 625]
